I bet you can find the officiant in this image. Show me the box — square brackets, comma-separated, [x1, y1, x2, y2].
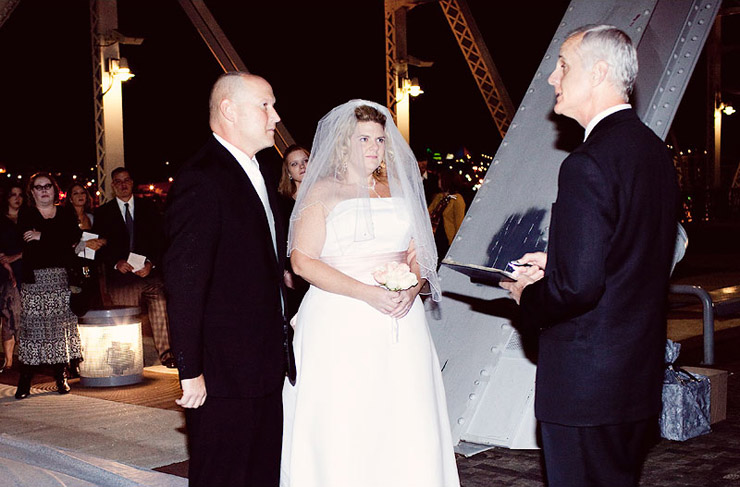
[93, 167, 175, 368]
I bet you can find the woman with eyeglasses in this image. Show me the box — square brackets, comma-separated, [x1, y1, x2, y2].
[278, 144, 311, 319]
[14, 172, 82, 399]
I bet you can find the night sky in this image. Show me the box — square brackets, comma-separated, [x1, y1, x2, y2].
[0, 1, 736, 186]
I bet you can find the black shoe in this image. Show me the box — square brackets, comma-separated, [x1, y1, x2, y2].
[57, 378, 71, 394]
[53, 364, 71, 394]
[68, 359, 81, 379]
[15, 365, 33, 400]
[161, 356, 177, 369]
[0, 357, 6, 374]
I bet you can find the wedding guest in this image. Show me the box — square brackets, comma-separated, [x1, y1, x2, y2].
[278, 144, 309, 203]
[93, 168, 174, 367]
[64, 182, 106, 341]
[0, 183, 24, 372]
[66, 182, 94, 229]
[501, 25, 680, 487]
[418, 157, 439, 204]
[281, 100, 460, 486]
[277, 144, 310, 318]
[15, 172, 82, 399]
[428, 169, 466, 265]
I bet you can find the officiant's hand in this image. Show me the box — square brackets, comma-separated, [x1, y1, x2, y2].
[115, 260, 134, 274]
[500, 252, 546, 304]
[516, 251, 547, 270]
[134, 261, 153, 278]
[177, 374, 207, 409]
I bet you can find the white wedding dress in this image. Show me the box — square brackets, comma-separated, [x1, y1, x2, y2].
[281, 198, 460, 487]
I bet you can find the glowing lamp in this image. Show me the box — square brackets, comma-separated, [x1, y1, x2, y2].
[78, 307, 143, 387]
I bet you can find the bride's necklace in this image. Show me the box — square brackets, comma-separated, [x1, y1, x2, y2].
[367, 178, 381, 198]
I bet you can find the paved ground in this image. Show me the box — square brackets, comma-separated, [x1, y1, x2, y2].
[456, 327, 740, 487]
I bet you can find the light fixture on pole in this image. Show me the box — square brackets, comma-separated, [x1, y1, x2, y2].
[395, 76, 424, 143]
[107, 57, 135, 82]
[719, 102, 735, 116]
[395, 76, 424, 102]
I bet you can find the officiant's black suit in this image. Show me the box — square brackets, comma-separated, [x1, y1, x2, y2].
[520, 109, 679, 485]
[164, 135, 287, 486]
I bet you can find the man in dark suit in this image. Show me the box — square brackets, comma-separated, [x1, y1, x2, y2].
[163, 73, 288, 487]
[502, 25, 679, 487]
[93, 167, 174, 367]
[418, 158, 439, 205]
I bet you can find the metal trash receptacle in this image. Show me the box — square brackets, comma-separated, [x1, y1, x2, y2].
[78, 306, 143, 387]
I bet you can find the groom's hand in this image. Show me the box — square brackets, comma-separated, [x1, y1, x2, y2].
[177, 374, 207, 409]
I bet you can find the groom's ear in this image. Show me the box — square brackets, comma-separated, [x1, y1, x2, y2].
[220, 99, 236, 123]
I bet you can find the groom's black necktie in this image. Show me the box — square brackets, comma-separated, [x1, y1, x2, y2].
[124, 202, 134, 251]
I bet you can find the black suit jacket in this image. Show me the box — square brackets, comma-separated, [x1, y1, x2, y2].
[520, 109, 679, 426]
[422, 172, 439, 205]
[163, 135, 287, 398]
[93, 196, 166, 284]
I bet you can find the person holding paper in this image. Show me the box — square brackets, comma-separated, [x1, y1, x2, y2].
[93, 167, 174, 368]
[63, 183, 106, 344]
[65, 182, 106, 256]
[500, 25, 680, 487]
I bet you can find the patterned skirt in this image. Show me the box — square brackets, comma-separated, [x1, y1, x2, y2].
[18, 267, 82, 365]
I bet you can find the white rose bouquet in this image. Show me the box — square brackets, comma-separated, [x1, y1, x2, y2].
[372, 262, 419, 342]
[372, 261, 418, 291]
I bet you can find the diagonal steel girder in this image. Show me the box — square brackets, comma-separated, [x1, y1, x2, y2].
[0, 0, 20, 30]
[177, 0, 294, 155]
[438, 0, 516, 139]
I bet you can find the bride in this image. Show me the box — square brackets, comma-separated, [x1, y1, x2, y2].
[281, 100, 460, 487]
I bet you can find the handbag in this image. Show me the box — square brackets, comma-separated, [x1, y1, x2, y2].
[67, 263, 95, 317]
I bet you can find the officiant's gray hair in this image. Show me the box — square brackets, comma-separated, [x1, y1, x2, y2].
[567, 24, 638, 100]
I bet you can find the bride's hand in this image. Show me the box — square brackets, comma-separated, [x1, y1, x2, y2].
[365, 286, 403, 315]
[389, 287, 418, 319]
